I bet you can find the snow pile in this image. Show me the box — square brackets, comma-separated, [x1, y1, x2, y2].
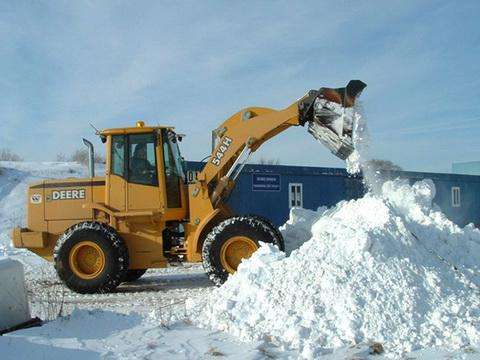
[279, 207, 325, 255]
[188, 178, 480, 357]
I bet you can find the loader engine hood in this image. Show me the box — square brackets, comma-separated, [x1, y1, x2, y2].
[299, 80, 367, 160]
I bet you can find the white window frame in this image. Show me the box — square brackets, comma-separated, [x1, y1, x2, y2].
[451, 186, 461, 207]
[289, 183, 303, 209]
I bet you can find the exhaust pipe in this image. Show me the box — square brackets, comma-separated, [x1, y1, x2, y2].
[82, 138, 95, 178]
[299, 80, 367, 160]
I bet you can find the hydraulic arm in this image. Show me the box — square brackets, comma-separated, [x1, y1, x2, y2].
[201, 80, 366, 207]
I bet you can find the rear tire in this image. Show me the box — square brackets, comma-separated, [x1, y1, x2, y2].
[202, 215, 282, 286]
[122, 269, 147, 283]
[54, 221, 129, 294]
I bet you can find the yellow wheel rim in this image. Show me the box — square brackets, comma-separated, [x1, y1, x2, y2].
[220, 236, 258, 274]
[69, 241, 106, 280]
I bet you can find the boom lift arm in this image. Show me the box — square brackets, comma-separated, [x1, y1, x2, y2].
[201, 80, 367, 207]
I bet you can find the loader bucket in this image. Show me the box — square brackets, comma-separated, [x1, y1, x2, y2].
[300, 80, 367, 160]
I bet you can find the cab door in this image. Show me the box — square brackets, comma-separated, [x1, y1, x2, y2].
[160, 129, 188, 220]
[126, 132, 162, 211]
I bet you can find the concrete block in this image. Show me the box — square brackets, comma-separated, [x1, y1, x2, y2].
[0, 257, 31, 331]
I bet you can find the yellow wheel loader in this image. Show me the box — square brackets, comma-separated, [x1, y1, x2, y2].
[12, 80, 366, 293]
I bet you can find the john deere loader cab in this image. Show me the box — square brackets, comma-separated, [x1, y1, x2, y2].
[101, 122, 190, 258]
[104, 124, 186, 215]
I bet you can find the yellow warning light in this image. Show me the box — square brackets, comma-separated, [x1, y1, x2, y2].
[136, 121, 145, 128]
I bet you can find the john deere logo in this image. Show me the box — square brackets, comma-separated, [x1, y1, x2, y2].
[51, 189, 86, 200]
[30, 194, 42, 204]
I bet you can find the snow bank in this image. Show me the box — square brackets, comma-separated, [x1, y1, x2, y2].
[188, 179, 480, 357]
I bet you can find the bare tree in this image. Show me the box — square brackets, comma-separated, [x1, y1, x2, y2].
[366, 159, 402, 171]
[257, 158, 280, 165]
[0, 148, 23, 162]
[56, 153, 67, 162]
[70, 149, 105, 165]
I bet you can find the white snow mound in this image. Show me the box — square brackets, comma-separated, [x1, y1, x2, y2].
[279, 206, 326, 255]
[188, 178, 480, 357]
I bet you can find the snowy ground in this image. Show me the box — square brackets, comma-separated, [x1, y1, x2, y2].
[0, 161, 479, 359]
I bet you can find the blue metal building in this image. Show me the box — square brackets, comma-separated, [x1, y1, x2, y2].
[188, 162, 480, 228]
[374, 169, 480, 227]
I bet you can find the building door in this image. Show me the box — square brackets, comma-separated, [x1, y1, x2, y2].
[289, 183, 303, 208]
[451, 186, 461, 207]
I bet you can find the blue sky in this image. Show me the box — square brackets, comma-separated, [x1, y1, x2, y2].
[1, 0, 479, 172]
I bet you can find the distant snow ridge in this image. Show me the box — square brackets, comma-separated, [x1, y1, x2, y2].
[188, 179, 480, 358]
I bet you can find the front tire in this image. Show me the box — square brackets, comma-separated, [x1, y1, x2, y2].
[54, 222, 129, 294]
[244, 214, 285, 251]
[202, 216, 282, 286]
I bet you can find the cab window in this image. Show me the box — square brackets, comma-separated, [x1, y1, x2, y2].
[162, 130, 182, 208]
[111, 135, 126, 177]
[128, 133, 158, 186]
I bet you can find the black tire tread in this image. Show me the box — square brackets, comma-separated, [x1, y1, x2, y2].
[54, 221, 129, 294]
[202, 215, 282, 286]
[244, 214, 285, 251]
